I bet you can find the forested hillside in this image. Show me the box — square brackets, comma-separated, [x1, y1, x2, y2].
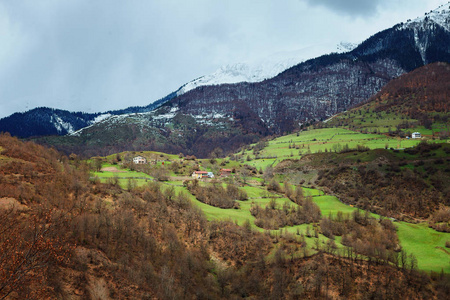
[326, 62, 450, 136]
[1, 133, 449, 299]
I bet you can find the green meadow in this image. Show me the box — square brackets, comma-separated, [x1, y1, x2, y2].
[244, 128, 427, 168]
[325, 108, 449, 138]
[92, 163, 153, 188]
[396, 222, 450, 273]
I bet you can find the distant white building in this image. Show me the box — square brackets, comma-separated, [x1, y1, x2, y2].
[191, 171, 214, 179]
[412, 132, 421, 139]
[133, 156, 147, 164]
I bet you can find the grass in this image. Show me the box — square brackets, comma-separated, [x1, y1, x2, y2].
[92, 163, 152, 179]
[396, 222, 450, 273]
[243, 128, 432, 168]
[91, 163, 153, 189]
[312, 195, 359, 217]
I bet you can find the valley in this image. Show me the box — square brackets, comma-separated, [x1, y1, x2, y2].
[0, 3, 449, 298]
[91, 126, 450, 274]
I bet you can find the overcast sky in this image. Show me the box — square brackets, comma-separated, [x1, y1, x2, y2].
[0, 0, 447, 118]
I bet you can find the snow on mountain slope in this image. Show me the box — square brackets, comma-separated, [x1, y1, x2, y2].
[402, 2, 450, 32]
[176, 3, 450, 97]
[177, 42, 358, 96]
[51, 115, 75, 134]
[400, 2, 450, 64]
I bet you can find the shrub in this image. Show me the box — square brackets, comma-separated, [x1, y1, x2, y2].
[267, 179, 282, 193]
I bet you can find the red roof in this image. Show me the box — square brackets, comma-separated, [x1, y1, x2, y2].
[194, 171, 208, 174]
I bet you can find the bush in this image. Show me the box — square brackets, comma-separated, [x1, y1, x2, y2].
[250, 196, 321, 230]
[267, 179, 282, 193]
[186, 182, 242, 209]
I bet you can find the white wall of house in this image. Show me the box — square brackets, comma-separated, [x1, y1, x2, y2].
[133, 156, 147, 164]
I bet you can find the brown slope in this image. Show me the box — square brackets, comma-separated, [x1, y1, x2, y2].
[367, 62, 450, 115]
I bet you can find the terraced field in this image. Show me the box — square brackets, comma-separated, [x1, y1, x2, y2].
[244, 128, 428, 169]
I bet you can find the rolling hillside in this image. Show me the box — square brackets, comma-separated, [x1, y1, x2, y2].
[325, 62, 450, 137]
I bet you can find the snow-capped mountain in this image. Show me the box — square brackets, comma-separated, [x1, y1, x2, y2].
[1, 40, 358, 138]
[177, 42, 359, 96]
[44, 2, 450, 158]
[400, 3, 450, 64]
[403, 3, 450, 31]
[336, 42, 359, 53]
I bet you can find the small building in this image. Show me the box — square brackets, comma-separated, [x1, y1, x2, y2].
[411, 132, 421, 139]
[133, 156, 147, 164]
[220, 169, 232, 177]
[192, 171, 213, 179]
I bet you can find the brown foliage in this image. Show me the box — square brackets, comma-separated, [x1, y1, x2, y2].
[317, 162, 443, 220]
[320, 211, 400, 265]
[185, 180, 245, 208]
[208, 221, 271, 266]
[430, 206, 450, 232]
[250, 196, 321, 230]
[370, 62, 450, 115]
[0, 208, 72, 299]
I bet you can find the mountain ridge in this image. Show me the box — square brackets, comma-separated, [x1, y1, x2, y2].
[33, 4, 450, 158]
[3, 4, 450, 158]
[0, 89, 175, 137]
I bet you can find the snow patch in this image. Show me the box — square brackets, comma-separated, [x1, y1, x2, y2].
[52, 115, 74, 134]
[92, 113, 112, 123]
[336, 42, 358, 53]
[399, 3, 450, 64]
[152, 112, 177, 120]
[402, 3, 450, 32]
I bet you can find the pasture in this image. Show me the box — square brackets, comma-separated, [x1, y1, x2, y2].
[244, 128, 425, 168]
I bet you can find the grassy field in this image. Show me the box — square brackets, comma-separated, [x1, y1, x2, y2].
[92, 163, 153, 188]
[92, 163, 151, 178]
[243, 128, 429, 168]
[325, 108, 449, 138]
[396, 222, 450, 273]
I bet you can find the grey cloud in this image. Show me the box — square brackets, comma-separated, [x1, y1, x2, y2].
[0, 0, 441, 118]
[303, 0, 383, 17]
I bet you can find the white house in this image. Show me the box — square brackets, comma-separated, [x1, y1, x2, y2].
[191, 171, 214, 179]
[411, 132, 421, 139]
[133, 156, 147, 164]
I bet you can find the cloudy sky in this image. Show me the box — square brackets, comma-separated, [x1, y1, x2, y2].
[0, 0, 447, 118]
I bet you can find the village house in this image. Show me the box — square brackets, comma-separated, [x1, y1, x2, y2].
[411, 132, 421, 139]
[192, 171, 214, 179]
[133, 156, 147, 164]
[220, 169, 232, 177]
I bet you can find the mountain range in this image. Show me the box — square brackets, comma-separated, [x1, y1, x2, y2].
[2, 3, 450, 157]
[0, 42, 356, 138]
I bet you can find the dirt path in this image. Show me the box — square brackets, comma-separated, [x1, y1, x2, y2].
[101, 166, 126, 173]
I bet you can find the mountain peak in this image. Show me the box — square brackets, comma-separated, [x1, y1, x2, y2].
[402, 2, 450, 31]
[176, 42, 358, 96]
